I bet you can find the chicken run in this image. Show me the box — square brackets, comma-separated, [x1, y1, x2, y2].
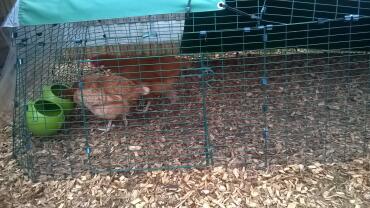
[7, 1, 370, 182]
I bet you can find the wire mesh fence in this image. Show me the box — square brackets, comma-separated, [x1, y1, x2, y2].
[12, 0, 370, 181]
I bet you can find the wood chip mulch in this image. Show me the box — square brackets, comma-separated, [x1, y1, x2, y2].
[1, 126, 369, 208]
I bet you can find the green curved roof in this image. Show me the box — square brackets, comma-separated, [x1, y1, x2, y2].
[3, 0, 224, 27]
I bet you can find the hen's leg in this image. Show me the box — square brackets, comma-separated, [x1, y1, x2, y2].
[142, 100, 151, 113]
[98, 120, 113, 132]
[122, 114, 128, 127]
[167, 90, 178, 104]
[106, 120, 113, 131]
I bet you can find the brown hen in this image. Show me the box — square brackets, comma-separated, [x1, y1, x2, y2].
[69, 73, 150, 132]
[88, 54, 184, 111]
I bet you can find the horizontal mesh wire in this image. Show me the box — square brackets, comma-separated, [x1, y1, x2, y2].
[12, 1, 369, 181]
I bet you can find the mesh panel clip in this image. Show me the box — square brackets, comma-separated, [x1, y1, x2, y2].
[11, 32, 17, 39]
[243, 27, 251, 33]
[317, 18, 329, 24]
[199, 31, 207, 38]
[263, 128, 269, 141]
[345, 14, 360, 22]
[85, 147, 91, 155]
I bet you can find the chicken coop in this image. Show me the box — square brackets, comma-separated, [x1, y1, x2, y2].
[5, 0, 370, 181]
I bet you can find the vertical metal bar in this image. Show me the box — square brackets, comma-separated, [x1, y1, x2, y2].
[357, 0, 361, 16]
[199, 31, 212, 166]
[363, 53, 369, 159]
[186, 0, 192, 15]
[335, 0, 339, 19]
[258, 0, 267, 26]
[323, 20, 332, 163]
[312, 0, 317, 21]
[302, 23, 310, 165]
[242, 27, 249, 165]
[10, 30, 18, 159]
[16, 27, 36, 180]
[261, 27, 269, 168]
[290, 0, 295, 24]
[78, 25, 93, 174]
[220, 31, 225, 91]
[283, 24, 289, 165]
[242, 30, 247, 164]
[236, 0, 239, 29]
[343, 19, 353, 161]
